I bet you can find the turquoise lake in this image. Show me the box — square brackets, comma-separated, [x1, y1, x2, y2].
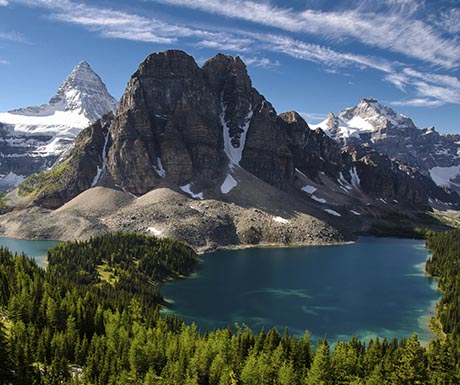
[161, 237, 440, 344]
[0, 236, 440, 344]
[0, 237, 59, 268]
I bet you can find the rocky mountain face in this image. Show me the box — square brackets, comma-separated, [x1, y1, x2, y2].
[313, 98, 460, 190]
[106, 51, 291, 195]
[0, 61, 117, 190]
[19, 50, 460, 216]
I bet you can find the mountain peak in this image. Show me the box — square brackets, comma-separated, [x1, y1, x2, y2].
[47, 61, 118, 121]
[357, 97, 388, 114]
[360, 97, 379, 104]
[5, 60, 117, 124]
[77, 60, 90, 67]
[60, 61, 101, 86]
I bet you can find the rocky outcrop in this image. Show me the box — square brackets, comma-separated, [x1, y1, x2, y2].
[18, 114, 113, 209]
[106, 50, 293, 194]
[348, 146, 460, 209]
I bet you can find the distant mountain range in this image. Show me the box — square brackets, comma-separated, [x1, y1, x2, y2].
[0, 61, 117, 190]
[1, 50, 456, 250]
[311, 98, 460, 192]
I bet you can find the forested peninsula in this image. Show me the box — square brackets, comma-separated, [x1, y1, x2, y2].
[1, 231, 460, 384]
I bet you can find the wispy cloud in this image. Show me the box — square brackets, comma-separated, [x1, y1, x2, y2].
[14, 0, 220, 43]
[148, 0, 460, 69]
[432, 8, 460, 34]
[255, 33, 395, 73]
[0, 31, 28, 43]
[240, 56, 280, 68]
[11, 0, 397, 74]
[391, 98, 444, 108]
[11, 0, 460, 109]
[0, 59, 9, 64]
[385, 73, 407, 92]
[299, 111, 327, 123]
[0, 0, 8, 6]
[387, 68, 460, 107]
[195, 36, 253, 52]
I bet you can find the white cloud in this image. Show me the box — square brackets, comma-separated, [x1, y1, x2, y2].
[149, 0, 460, 69]
[391, 98, 444, 107]
[432, 8, 460, 34]
[13, 0, 222, 43]
[0, 31, 27, 43]
[299, 111, 326, 123]
[10, 0, 460, 109]
[385, 73, 407, 92]
[240, 56, 280, 68]
[11, 0, 397, 74]
[256, 34, 395, 73]
[0, 0, 8, 5]
[196, 36, 253, 52]
[0, 59, 9, 64]
[388, 68, 460, 106]
[384, 0, 423, 14]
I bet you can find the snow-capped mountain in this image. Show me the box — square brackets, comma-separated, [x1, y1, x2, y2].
[312, 98, 460, 190]
[0, 61, 117, 190]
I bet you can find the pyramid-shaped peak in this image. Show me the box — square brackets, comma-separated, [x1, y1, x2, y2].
[62, 60, 104, 86]
[45, 61, 118, 121]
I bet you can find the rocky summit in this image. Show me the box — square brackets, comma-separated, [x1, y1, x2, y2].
[2, 50, 458, 250]
[0, 61, 117, 190]
[313, 98, 460, 191]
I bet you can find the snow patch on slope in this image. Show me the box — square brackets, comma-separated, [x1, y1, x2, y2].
[338, 116, 374, 138]
[429, 165, 460, 187]
[272, 216, 289, 224]
[220, 96, 253, 165]
[221, 173, 237, 194]
[311, 195, 327, 203]
[302, 185, 317, 194]
[91, 122, 111, 187]
[148, 227, 163, 236]
[324, 209, 341, 217]
[153, 157, 166, 178]
[350, 167, 361, 189]
[338, 172, 353, 192]
[180, 184, 204, 200]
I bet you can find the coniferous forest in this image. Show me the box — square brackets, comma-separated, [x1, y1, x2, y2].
[0, 231, 460, 384]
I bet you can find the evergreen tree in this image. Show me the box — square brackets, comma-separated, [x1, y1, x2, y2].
[393, 333, 427, 385]
[0, 320, 14, 384]
[306, 339, 332, 385]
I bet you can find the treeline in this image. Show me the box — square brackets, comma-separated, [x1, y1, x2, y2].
[0, 231, 459, 384]
[425, 229, 460, 356]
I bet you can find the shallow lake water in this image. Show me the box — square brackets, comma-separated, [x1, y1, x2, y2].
[0, 237, 59, 268]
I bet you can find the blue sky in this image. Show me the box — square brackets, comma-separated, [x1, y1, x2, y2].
[0, 0, 459, 132]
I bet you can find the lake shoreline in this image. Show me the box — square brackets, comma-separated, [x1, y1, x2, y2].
[1, 235, 442, 345]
